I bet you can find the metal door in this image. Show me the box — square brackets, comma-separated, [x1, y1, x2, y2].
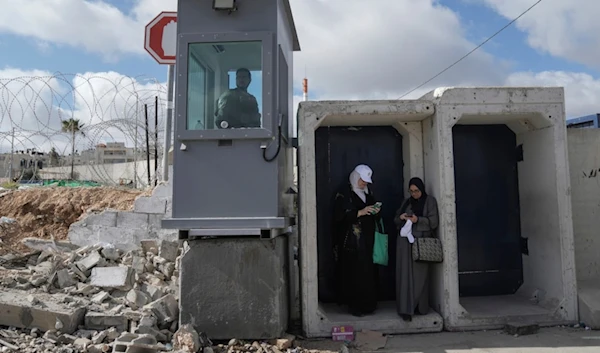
[315, 126, 404, 302]
[452, 124, 523, 297]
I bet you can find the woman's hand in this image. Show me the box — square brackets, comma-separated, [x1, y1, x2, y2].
[409, 215, 418, 223]
[399, 213, 408, 220]
[358, 206, 376, 217]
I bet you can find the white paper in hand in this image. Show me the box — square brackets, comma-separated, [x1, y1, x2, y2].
[400, 219, 415, 243]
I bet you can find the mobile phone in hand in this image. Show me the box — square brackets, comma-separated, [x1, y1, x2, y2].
[406, 211, 414, 217]
[374, 202, 382, 209]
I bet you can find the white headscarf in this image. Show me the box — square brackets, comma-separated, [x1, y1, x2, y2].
[349, 169, 369, 203]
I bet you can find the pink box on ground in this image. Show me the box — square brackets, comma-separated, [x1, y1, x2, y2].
[331, 326, 354, 341]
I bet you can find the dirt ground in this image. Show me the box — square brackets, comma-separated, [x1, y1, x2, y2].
[0, 186, 144, 255]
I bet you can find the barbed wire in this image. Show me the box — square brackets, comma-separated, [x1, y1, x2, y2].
[0, 72, 169, 189]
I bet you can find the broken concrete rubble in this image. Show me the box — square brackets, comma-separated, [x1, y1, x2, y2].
[90, 267, 135, 290]
[173, 324, 201, 352]
[1, 212, 310, 353]
[0, 320, 307, 353]
[84, 313, 128, 332]
[0, 237, 182, 352]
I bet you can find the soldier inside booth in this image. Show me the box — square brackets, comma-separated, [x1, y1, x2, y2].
[214, 68, 261, 129]
[186, 41, 263, 131]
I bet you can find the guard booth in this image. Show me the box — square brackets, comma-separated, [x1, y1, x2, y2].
[161, 0, 300, 339]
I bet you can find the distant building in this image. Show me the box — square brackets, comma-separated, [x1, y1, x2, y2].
[0, 148, 49, 179]
[567, 114, 600, 129]
[80, 142, 136, 164]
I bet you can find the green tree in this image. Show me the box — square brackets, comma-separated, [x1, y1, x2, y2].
[61, 119, 85, 179]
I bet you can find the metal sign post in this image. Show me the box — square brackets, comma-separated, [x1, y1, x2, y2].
[144, 11, 177, 182]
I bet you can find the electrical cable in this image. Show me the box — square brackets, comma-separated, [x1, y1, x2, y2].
[262, 114, 284, 162]
[397, 0, 544, 100]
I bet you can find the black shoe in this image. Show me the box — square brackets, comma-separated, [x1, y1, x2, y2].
[401, 314, 412, 322]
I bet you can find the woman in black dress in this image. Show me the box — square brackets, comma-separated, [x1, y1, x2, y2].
[333, 164, 382, 316]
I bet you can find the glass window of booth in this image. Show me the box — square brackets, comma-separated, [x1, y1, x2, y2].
[186, 41, 263, 130]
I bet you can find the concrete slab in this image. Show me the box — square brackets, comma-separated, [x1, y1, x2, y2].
[578, 281, 600, 329]
[151, 182, 172, 199]
[134, 196, 167, 214]
[568, 129, 600, 282]
[180, 237, 289, 340]
[84, 312, 129, 332]
[317, 301, 442, 336]
[567, 129, 600, 329]
[79, 210, 118, 227]
[90, 266, 135, 290]
[0, 289, 85, 333]
[69, 225, 154, 251]
[116, 212, 150, 229]
[297, 326, 600, 353]
[158, 240, 179, 262]
[504, 322, 540, 336]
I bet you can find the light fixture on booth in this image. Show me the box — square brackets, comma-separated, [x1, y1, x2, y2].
[213, 0, 237, 11]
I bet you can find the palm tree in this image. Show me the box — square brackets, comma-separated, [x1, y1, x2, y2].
[61, 119, 84, 180]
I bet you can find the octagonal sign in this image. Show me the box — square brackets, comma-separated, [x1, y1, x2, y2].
[144, 11, 177, 65]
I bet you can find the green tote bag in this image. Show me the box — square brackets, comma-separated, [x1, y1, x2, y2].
[372, 219, 388, 266]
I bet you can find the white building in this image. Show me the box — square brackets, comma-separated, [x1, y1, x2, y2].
[80, 142, 136, 165]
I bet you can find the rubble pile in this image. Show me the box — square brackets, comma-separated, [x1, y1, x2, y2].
[0, 187, 144, 256]
[0, 326, 325, 353]
[210, 336, 331, 353]
[0, 238, 182, 352]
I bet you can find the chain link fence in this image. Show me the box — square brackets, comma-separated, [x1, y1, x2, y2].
[0, 72, 169, 188]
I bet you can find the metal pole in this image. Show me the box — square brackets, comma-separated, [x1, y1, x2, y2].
[134, 99, 139, 188]
[162, 64, 175, 182]
[154, 95, 158, 186]
[145, 104, 151, 187]
[8, 128, 14, 180]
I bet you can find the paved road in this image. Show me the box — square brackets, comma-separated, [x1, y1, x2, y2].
[298, 327, 600, 353]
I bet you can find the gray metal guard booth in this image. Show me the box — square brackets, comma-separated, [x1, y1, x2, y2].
[161, 0, 300, 339]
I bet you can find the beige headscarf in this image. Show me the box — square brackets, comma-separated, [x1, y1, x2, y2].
[349, 169, 369, 203]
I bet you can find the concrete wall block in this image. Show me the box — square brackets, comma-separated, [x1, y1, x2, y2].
[148, 214, 165, 230]
[0, 290, 85, 334]
[74, 210, 118, 228]
[134, 196, 167, 214]
[90, 267, 135, 290]
[84, 312, 128, 332]
[179, 237, 289, 339]
[70, 225, 155, 251]
[578, 282, 600, 329]
[69, 225, 95, 248]
[165, 198, 173, 218]
[567, 129, 600, 282]
[152, 228, 179, 241]
[117, 212, 150, 229]
[152, 182, 172, 199]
